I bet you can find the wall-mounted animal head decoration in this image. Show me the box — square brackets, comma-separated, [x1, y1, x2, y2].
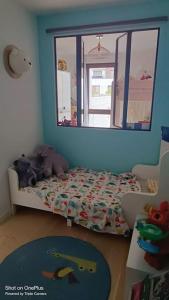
[3, 45, 32, 78]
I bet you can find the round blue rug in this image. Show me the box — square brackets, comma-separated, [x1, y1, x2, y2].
[0, 236, 111, 300]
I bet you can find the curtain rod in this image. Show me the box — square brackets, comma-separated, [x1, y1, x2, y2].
[46, 16, 168, 34]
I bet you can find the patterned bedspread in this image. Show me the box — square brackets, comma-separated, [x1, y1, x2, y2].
[23, 168, 141, 235]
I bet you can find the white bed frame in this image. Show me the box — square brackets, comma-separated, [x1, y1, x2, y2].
[8, 141, 169, 229]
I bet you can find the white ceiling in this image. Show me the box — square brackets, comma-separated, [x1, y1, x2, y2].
[15, 0, 159, 14]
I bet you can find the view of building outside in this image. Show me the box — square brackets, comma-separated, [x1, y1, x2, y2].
[88, 67, 114, 127]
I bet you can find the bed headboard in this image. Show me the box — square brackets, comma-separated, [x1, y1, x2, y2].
[8, 167, 19, 192]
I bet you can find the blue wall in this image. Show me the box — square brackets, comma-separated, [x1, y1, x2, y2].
[38, 1, 169, 172]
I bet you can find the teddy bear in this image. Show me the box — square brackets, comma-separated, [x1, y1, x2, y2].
[58, 59, 67, 71]
[9, 46, 32, 76]
[34, 144, 69, 179]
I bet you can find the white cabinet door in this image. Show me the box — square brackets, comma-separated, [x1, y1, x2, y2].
[57, 70, 71, 121]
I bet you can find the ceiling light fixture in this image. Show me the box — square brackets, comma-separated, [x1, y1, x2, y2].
[88, 34, 111, 57]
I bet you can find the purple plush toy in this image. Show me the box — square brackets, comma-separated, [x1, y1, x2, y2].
[34, 145, 69, 179]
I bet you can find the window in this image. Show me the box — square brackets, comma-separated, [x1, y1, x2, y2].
[55, 37, 77, 126]
[93, 70, 103, 78]
[86, 64, 114, 127]
[92, 85, 100, 97]
[55, 28, 159, 130]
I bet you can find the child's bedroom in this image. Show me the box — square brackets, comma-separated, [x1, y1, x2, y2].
[1, 0, 169, 299]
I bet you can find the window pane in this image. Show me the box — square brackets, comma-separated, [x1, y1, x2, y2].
[89, 114, 110, 128]
[113, 33, 127, 128]
[55, 37, 77, 126]
[89, 67, 114, 110]
[92, 85, 100, 97]
[127, 30, 158, 130]
[81, 32, 120, 128]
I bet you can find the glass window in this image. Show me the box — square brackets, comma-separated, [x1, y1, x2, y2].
[113, 33, 127, 128]
[127, 30, 158, 130]
[55, 37, 77, 126]
[55, 29, 159, 130]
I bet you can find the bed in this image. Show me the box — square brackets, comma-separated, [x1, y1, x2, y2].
[8, 140, 169, 235]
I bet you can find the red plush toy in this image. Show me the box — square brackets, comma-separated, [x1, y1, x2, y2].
[148, 201, 169, 231]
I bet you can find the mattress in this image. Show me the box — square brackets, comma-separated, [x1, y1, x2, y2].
[23, 167, 141, 235]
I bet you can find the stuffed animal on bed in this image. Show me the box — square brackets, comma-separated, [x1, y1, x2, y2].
[13, 155, 38, 188]
[13, 154, 45, 188]
[34, 144, 69, 179]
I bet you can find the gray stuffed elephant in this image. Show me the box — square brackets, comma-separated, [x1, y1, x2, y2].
[34, 145, 69, 179]
[13, 155, 38, 188]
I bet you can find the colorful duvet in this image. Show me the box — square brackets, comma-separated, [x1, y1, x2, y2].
[23, 168, 141, 235]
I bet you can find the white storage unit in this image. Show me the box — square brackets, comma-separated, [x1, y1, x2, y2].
[124, 215, 169, 299]
[57, 70, 71, 121]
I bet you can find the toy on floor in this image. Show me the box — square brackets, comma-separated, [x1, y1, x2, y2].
[137, 201, 169, 270]
[42, 266, 79, 284]
[47, 249, 97, 273]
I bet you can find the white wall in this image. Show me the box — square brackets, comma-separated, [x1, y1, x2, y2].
[0, 0, 43, 219]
